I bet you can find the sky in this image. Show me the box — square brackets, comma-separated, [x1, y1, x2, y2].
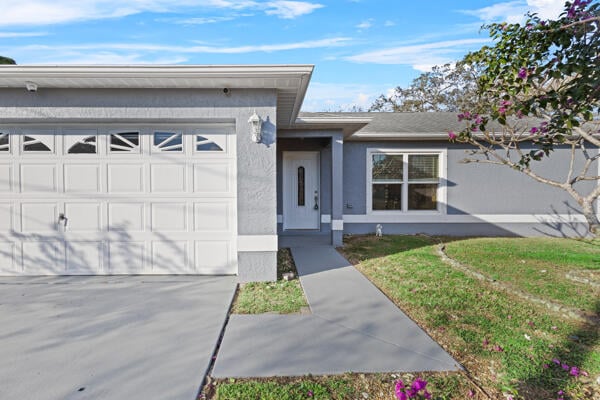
[0, 0, 567, 111]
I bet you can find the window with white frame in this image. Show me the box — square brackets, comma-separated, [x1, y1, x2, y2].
[369, 151, 441, 212]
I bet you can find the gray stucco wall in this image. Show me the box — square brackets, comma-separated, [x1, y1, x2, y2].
[343, 141, 598, 237]
[0, 88, 278, 281]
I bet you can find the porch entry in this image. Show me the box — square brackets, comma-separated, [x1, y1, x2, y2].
[283, 151, 320, 230]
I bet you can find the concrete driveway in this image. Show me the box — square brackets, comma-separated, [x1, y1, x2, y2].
[0, 276, 236, 400]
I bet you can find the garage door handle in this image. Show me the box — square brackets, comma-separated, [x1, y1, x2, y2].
[58, 213, 68, 228]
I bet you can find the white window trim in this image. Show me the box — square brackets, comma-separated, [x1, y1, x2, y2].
[366, 148, 447, 215]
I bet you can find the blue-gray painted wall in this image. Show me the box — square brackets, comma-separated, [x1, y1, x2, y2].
[342, 141, 597, 237]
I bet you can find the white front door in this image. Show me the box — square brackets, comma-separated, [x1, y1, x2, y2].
[283, 151, 320, 230]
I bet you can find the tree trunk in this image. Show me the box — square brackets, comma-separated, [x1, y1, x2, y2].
[581, 201, 600, 236]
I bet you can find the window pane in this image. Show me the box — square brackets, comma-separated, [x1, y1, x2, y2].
[408, 155, 438, 181]
[154, 132, 183, 152]
[372, 184, 402, 210]
[0, 133, 9, 152]
[68, 136, 96, 154]
[297, 166, 305, 206]
[110, 132, 139, 152]
[408, 184, 437, 210]
[372, 154, 403, 180]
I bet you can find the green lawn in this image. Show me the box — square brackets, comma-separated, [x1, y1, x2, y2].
[340, 235, 600, 400]
[207, 236, 599, 400]
[231, 248, 308, 314]
[443, 237, 600, 314]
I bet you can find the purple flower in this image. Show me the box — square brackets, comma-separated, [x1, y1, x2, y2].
[561, 363, 569, 371]
[493, 345, 504, 352]
[423, 391, 432, 399]
[448, 131, 457, 140]
[411, 378, 427, 391]
[518, 67, 528, 79]
[552, 358, 561, 365]
[457, 113, 465, 121]
[569, 366, 580, 376]
[468, 389, 475, 397]
[543, 364, 549, 369]
[307, 390, 313, 397]
[396, 392, 407, 400]
[530, 127, 539, 134]
[558, 390, 564, 396]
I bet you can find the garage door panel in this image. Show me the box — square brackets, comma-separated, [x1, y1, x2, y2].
[150, 203, 187, 232]
[2, 128, 236, 276]
[64, 203, 101, 231]
[194, 202, 231, 232]
[0, 165, 12, 192]
[66, 241, 103, 273]
[108, 164, 144, 193]
[21, 203, 58, 233]
[0, 203, 12, 230]
[109, 241, 145, 273]
[20, 164, 57, 193]
[193, 162, 232, 194]
[64, 164, 101, 193]
[195, 241, 234, 274]
[151, 241, 188, 273]
[22, 241, 65, 274]
[0, 242, 16, 274]
[108, 203, 144, 232]
[150, 164, 186, 193]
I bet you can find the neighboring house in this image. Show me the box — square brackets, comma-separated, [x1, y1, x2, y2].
[0, 65, 593, 281]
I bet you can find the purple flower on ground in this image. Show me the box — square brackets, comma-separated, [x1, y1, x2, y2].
[307, 390, 313, 397]
[543, 364, 550, 369]
[561, 363, 569, 371]
[493, 345, 504, 352]
[518, 67, 528, 79]
[411, 378, 427, 391]
[558, 390, 564, 396]
[552, 358, 561, 365]
[569, 366, 580, 376]
[582, 370, 589, 377]
[468, 389, 475, 397]
[423, 391, 432, 399]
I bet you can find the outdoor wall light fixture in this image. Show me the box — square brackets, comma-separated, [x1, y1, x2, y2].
[248, 110, 262, 143]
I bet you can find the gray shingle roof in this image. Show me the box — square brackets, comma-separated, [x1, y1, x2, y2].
[298, 112, 465, 134]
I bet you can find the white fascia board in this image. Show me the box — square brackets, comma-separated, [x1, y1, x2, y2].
[0, 65, 315, 82]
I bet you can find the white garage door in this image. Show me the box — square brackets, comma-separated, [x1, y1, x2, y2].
[0, 125, 237, 275]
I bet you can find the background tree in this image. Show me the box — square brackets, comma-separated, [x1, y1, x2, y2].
[0, 56, 16, 65]
[369, 61, 482, 112]
[450, 0, 600, 233]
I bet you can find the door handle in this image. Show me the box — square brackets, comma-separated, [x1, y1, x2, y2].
[313, 190, 319, 210]
[58, 213, 68, 229]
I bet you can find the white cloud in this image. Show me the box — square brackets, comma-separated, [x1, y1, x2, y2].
[0, 0, 324, 26]
[345, 38, 490, 71]
[0, 31, 47, 37]
[264, 1, 323, 19]
[461, 0, 565, 24]
[384, 20, 395, 27]
[7, 37, 351, 64]
[173, 16, 238, 25]
[302, 82, 392, 111]
[356, 19, 373, 30]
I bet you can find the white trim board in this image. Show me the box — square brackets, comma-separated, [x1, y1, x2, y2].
[343, 214, 595, 224]
[237, 235, 278, 252]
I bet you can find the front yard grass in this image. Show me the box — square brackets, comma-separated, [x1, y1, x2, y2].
[340, 235, 600, 400]
[442, 237, 599, 315]
[206, 236, 599, 400]
[231, 248, 308, 314]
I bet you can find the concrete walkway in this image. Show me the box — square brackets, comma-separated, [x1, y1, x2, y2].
[212, 246, 459, 378]
[0, 276, 236, 400]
